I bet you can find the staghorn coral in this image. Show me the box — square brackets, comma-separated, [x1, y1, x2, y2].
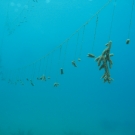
[95, 41, 114, 83]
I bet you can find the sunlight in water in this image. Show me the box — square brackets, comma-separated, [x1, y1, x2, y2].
[45, 0, 51, 4]
[17, 3, 21, 8]
[24, 5, 28, 9]
[10, 2, 15, 6]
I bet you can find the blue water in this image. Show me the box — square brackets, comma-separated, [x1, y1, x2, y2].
[0, 0, 135, 135]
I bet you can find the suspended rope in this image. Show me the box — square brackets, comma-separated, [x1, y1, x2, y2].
[75, 31, 80, 61]
[62, 39, 69, 70]
[92, 15, 98, 53]
[3, 0, 114, 86]
[58, 46, 62, 72]
[20, 0, 112, 68]
[48, 52, 54, 79]
[78, 25, 85, 61]
[87, 15, 99, 59]
[45, 55, 49, 78]
[108, 0, 117, 41]
[39, 55, 49, 82]
[37, 59, 42, 80]
[54, 46, 62, 87]
[7, 0, 35, 35]
[72, 32, 80, 67]
[30, 63, 35, 86]
[72, 26, 85, 67]
[126, 0, 135, 44]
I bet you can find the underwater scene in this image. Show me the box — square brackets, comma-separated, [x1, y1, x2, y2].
[0, 0, 135, 135]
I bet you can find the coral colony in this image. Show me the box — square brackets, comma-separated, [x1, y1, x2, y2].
[95, 41, 113, 83]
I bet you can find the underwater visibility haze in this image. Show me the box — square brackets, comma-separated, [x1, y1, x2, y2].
[0, 0, 135, 135]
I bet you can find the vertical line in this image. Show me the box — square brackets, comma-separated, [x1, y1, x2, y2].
[92, 15, 98, 53]
[128, 0, 134, 38]
[63, 40, 69, 69]
[74, 32, 79, 60]
[79, 25, 85, 59]
[108, 0, 116, 41]
[56, 46, 62, 82]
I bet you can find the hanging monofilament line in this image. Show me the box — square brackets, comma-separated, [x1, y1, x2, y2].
[108, 0, 116, 41]
[8, 0, 31, 34]
[126, 0, 135, 44]
[78, 25, 85, 61]
[41, 55, 49, 81]
[92, 15, 98, 53]
[72, 32, 79, 67]
[30, 63, 35, 86]
[45, 55, 49, 76]
[26, 66, 30, 81]
[54, 47, 62, 87]
[47, 55, 52, 79]
[72, 33, 78, 67]
[75, 31, 80, 61]
[58, 46, 62, 78]
[37, 59, 42, 80]
[15, 0, 30, 27]
[22, 0, 31, 22]
[2, 0, 114, 86]
[48, 52, 54, 79]
[59, 47, 63, 75]
[19, 68, 24, 85]
[62, 39, 69, 70]
[87, 15, 98, 59]
[37, 57, 46, 81]
[19, 1, 30, 24]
